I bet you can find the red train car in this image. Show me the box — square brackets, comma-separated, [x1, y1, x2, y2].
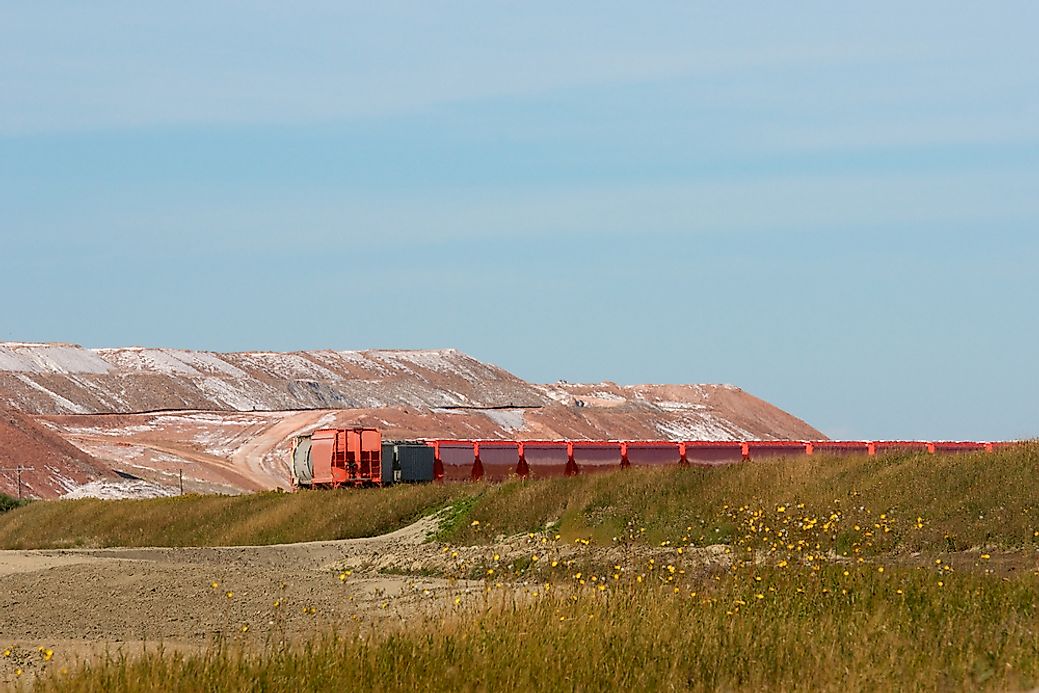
[745, 440, 809, 460]
[810, 441, 872, 456]
[436, 441, 478, 482]
[300, 432, 1012, 489]
[477, 441, 523, 481]
[571, 441, 624, 474]
[626, 441, 682, 467]
[521, 441, 571, 479]
[932, 441, 989, 455]
[872, 441, 933, 455]
[682, 441, 745, 466]
[300, 427, 382, 488]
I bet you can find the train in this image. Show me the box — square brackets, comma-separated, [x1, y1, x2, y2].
[289, 427, 1010, 489]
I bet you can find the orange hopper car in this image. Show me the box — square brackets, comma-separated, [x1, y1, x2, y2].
[299, 427, 382, 488]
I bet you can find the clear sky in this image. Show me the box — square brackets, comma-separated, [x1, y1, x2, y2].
[2, 2, 1037, 440]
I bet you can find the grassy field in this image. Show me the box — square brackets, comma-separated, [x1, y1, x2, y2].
[2, 443, 1037, 552]
[7, 444, 1039, 691]
[39, 565, 1039, 692]
[449, 443, 1039, 552]
[0, 484, 467, 548]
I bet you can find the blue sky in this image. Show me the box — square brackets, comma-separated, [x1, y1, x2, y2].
[2, 2, 1037, 440]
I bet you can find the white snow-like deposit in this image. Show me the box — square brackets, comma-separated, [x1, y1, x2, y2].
[483, 409, 526, 433]
[655, 417, 753, 441]
[196, 377, 268, 411]
[655, 401, 709, 412]
[0, 343, 112, 374]
[37, 464, 82, 495]
[232, 352, 340, 381]
[58, 423, 157, 437]
[95, 348, 202, 376]
[0, 350, 30, 372]
[61, 479, 178, 500]
[181, 351, 251, 378]
[370, 349, 482, 382]
[589, 391, 627, 402]
[13, 374, 90, 413]
[326, 350, 392, 375]
[157, 412, 266, 427]
[93, 348, 252, 378]
[191, 428, 248, 457]
[538, 386, 572, 404]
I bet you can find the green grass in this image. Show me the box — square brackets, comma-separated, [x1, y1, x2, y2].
[39, 565, 1039, 692]
[2, 444, 1037, 551]
[447, 444, 1039, 553]
[13, 444, 1039, 691]
[0, 493, 28, 514]
[0, 485, 471, 549]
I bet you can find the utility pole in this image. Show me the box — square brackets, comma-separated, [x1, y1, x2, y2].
[0, 466, 35, 500]
[180, 468, 184, 496]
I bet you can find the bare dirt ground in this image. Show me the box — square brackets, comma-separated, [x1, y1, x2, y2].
[1, 506, 1029, 687]
[0, 515, 484, 685]
[0, 511, 741, 685]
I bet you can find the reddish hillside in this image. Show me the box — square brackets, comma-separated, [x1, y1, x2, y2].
[0, 342, 826, 498]
[0, 344, 543, 414]
[0, 409, 111, 498]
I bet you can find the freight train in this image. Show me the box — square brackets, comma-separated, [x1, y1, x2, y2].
[289, 427, 1008, 489]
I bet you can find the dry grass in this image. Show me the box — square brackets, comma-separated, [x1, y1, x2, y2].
[36, 565, 1039, 692]
[0, 485, 469, 549]
[449, 444, 1039, 553]
[9, 444, 1039, 691]
[2, 444, 1036, 555]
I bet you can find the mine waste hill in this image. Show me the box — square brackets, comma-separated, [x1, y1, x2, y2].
[0, 343, 822, 499]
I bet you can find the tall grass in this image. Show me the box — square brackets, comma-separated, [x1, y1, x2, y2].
[2, 444, 1036, 551]
[0, 485, 468, 549]
[40, 565, 1039, 692]
[449, 444, 1039, 552]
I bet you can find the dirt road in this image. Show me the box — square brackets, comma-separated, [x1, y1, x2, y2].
[0, 515, 483, 684]
[228, 410, 331, 489]
[0, 510, 739, 685]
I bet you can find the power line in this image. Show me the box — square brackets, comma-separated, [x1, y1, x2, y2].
[0, 466, 35, 500]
